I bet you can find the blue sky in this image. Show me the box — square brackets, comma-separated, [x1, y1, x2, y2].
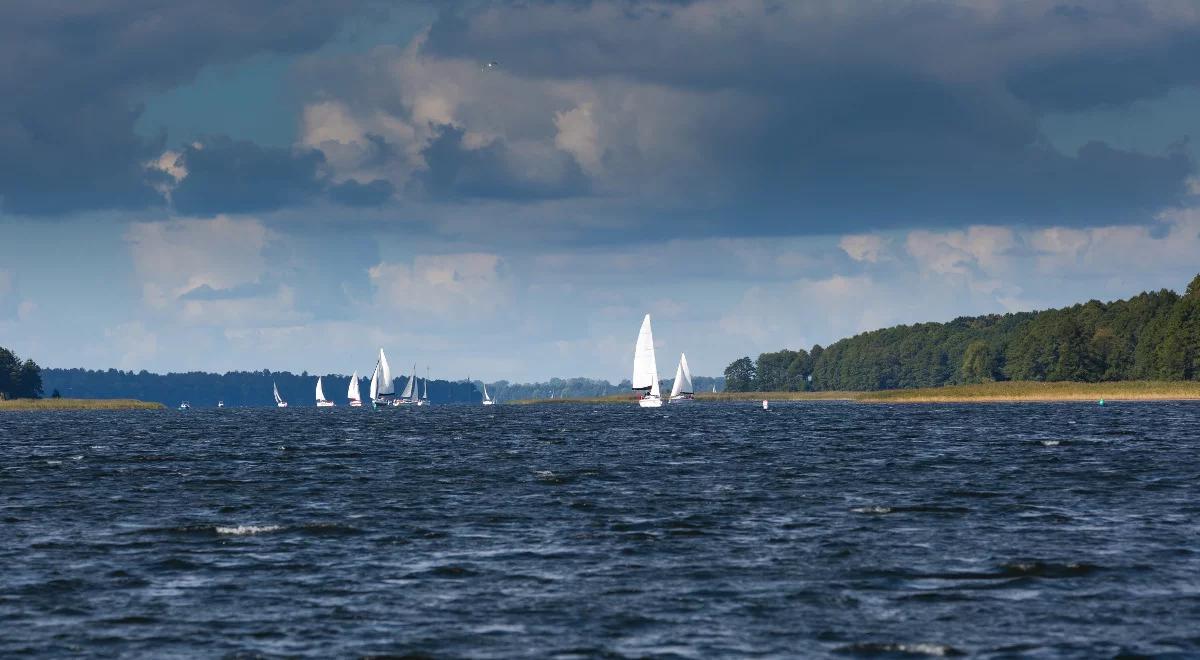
[2, 0, 1200, 382]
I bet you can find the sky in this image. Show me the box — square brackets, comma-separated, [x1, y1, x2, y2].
[2, 0, 1200, 383]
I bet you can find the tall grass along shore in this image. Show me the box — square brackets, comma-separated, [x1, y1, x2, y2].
[0, 398, 164, 411]
[515, 381, 1200, 405]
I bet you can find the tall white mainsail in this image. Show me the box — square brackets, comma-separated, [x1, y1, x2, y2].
[316, 376, 335, 407]
[377, 349, 394, 397]
[632, 314, 662, 407]
[347, 371, 361, 402]
[369, 362, 380, 401]
[482, 383, 494, 405]
[273, 380, 287, 407]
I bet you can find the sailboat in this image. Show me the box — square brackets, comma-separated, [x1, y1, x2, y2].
[273, 381, 288, 408]
[315, 377, 335, 407]
[371, 349, 395, 406]
[632, 313, 662, 407]
[417, 367, 430, 406]
[669, 353, 695, 403]
[482, 383, 495, 406]
[347, 370, 362, 407]
[393, 363, 419, 406]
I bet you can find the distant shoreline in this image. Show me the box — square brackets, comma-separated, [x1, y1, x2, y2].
[0, 398, 165, 411]
[514, 381, 1200, 405]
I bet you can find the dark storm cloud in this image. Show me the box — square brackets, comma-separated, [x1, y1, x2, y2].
[170, 138, 327, 216]
[414, 124, 588, 200]
[0, 1, 373, 216]
[416, 0, 1200, 230]
[329, 179, 396, 207]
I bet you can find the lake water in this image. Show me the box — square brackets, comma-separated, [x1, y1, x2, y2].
[2, 402, 1199, 657]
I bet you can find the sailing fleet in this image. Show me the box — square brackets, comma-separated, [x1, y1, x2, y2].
[197, 315, 711, 408]
[632, 313, 696, 407]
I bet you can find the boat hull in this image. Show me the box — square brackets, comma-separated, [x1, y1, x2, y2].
[669, 395, 695, 403]
[348, 400, 363, 407]
[638, 396, 663, 408]
[482, 400, 495, 406]
[316, 401, 335, 407]
[277, 402, 288, 408]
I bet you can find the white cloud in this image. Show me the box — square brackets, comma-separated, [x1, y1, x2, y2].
[839, 234, 890, 263]
[554, 102, 602, 174]
[369, 253, 511, 318]
[104, 321, 159, 371]
[126, 215, 273, 309]
[123, 215, 309, 330]
[905, 226, 1017, 276]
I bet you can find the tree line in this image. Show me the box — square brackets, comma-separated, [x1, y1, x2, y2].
[724, 273, 1200, 392]
[43, 369, 481, 407]
[0, 346, 43, 399]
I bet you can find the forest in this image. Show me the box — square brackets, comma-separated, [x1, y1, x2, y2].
[41, 369, 481, 407]
[724, 274, 1200, 392]
[0, 346, 42, 399]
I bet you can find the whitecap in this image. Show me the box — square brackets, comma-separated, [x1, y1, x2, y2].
[215, 525, 283, 536]
[852, 506, 894, 514]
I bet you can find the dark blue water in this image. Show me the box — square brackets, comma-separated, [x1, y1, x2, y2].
[2, 402, 1199, 657]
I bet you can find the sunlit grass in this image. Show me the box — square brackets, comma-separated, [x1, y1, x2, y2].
[0, 398, 165, 411]
[513, 381, 1200, 404]
[857, 381, 1200, 402]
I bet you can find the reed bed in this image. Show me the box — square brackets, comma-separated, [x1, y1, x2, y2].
[0, 398, 165, 411]
[857, 381, 1200, 403]
[514, 381, 1200, 405]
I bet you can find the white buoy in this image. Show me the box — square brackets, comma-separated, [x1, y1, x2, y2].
[762, 399, 769, 410]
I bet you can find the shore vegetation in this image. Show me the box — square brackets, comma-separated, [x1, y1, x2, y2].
[0, 398, 165, 411]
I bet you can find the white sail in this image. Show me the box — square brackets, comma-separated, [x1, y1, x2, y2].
[670, 358, 684, 398]
[678, 353, 693, 394]
[377, 349, 394, 396]
[369, 362, 380, 400]
[632, 314, 659, 391]
[482, 383, 491, 401]
[422, 367, 429, 400]
[347, 371, 361, 402]
[315, 377, 327, 402]
[273, 381, 284, 405]
[400, 363, 415, 399]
